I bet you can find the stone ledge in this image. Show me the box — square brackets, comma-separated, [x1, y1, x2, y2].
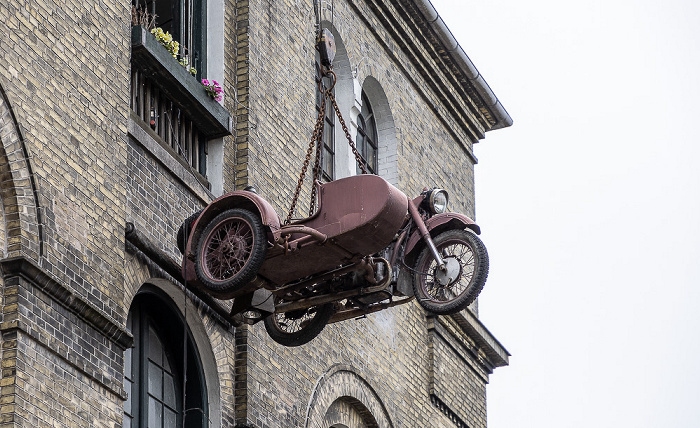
[449, 310, 510, 368]
[131, 26, 232, 139]
[128, 114, 214, 205]
[0, 256, 132, 351]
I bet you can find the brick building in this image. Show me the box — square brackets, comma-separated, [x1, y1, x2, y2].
[0, 0, 510, 426]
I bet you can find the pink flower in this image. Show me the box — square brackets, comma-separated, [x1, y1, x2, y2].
[201, 78, 223, 102]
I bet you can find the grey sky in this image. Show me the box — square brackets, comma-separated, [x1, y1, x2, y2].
[430, 0, 700, 426]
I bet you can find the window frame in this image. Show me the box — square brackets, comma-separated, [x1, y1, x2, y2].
[315, 60, 335, 182]
[124, 292, 209, 428]
[356, 91, 378, 174]
[133, 0, 207, 79]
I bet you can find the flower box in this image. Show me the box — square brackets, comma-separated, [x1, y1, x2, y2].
[131, 26, 231, 139]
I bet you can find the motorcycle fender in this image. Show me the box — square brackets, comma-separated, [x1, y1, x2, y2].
[404, 212, 481, 259]
[184, 190, 281, 260]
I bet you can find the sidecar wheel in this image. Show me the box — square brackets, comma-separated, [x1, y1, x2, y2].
[264, 303, 334, 347]
[195, 208, 267, 299]
[413, 229, 489, 315]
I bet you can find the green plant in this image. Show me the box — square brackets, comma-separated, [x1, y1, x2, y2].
[179, 56, 197, 77]
[150, 27, 179, 57]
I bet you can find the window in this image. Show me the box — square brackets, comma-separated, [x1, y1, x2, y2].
[315, 59, 335, 181]
[130, 0, 230, 197]
[356, 91, 378, 174]
[124, 292, 208, 428]
[133, 0, 206, 78]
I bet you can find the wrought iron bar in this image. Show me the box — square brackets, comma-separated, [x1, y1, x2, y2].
[130, 68, 207, 177]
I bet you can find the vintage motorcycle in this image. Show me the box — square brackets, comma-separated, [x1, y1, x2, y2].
[178, 174, 489, 347]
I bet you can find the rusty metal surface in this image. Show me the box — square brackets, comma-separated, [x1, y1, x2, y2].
[404, 212, 481, 257]
[328, 296, 414, 324]
[286, 67, 369, 223]
[258, 174, 408, 285]
[272, 257, 391, 313]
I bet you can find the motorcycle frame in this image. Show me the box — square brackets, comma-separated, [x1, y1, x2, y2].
[264, 196, 468, 321]
[182, 181, 482, 324]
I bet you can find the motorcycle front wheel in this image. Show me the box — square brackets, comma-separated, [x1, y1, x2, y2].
[412, 229, 489, 315]
[264, 302, 334, 347]
[195, 208, 267, 299]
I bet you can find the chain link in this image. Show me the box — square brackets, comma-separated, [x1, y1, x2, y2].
[285, 92, 327, 224]
[285, 66, 368, 224]
[308, 97, 326, 216]
[327, 89, 368, 175]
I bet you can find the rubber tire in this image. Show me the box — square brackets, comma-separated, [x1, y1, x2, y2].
[263, 303, 334, 347]
[194, 208, 267, 299]
[177, 209, 204, 254]
[412, 229, 489, 315]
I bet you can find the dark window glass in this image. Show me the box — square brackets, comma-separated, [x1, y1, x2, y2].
[133, 0, 207, 79]
[315, 59, 335, 181]
[356, 91, 378, 174]
[124, 292, 208, 428]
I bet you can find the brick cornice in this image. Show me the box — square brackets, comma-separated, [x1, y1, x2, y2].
[347, 0, 479, 163]
[0, 256, 133, 350]
[449, 310, 510, 368]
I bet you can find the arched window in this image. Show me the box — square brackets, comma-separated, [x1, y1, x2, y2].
[316, 57, 335, 181]
[124, 292, 208, 427]
[356, 91, 378, 174]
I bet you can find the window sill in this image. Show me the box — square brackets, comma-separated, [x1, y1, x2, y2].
[128, 113, 214, 204]
[131, 25, 231, 139]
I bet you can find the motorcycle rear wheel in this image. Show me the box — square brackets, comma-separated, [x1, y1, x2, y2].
[195, 208, 267, 299]
[264, 302, 334, 347]
[412, 229, 489, 315]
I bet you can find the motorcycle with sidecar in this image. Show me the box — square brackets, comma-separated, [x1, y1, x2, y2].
[178, 174, 488, 346]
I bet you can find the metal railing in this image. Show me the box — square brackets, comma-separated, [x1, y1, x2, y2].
[130, 68, 207, 177]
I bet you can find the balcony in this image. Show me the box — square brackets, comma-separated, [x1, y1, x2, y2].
[130, 26, 231, 179]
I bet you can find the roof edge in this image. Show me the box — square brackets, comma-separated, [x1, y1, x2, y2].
[414, 0, 513, 130]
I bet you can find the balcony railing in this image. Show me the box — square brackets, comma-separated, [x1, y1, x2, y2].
[130, 69, 207, 175]
[130, 26, 231, 179]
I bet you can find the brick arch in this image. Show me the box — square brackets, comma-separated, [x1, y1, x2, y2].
[0, 84, 42, 259]
[320, 21, 356, 179]
[324, 396, 378, 428]
[360, 76, 397, 186]
[0, 193, 5, 257]
[305, 365, 394, 428]
[129, 280, 223, 427]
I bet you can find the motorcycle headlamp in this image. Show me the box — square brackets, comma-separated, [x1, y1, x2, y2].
[428, 189, 449, 214]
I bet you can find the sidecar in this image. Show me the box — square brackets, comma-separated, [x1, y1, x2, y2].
[181, 174, 408, 300]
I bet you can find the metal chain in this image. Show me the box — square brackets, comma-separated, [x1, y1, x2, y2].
[309, 121, 324, 216]
[327, 89, 368, 175]
[285, 66, 368, 224]
[285, 90, 327, 225]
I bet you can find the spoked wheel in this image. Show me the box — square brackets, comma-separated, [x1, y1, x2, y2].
[412, 229, 489, 315]
[195, 208, 267, 299]
[264, 301, 334, 347]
